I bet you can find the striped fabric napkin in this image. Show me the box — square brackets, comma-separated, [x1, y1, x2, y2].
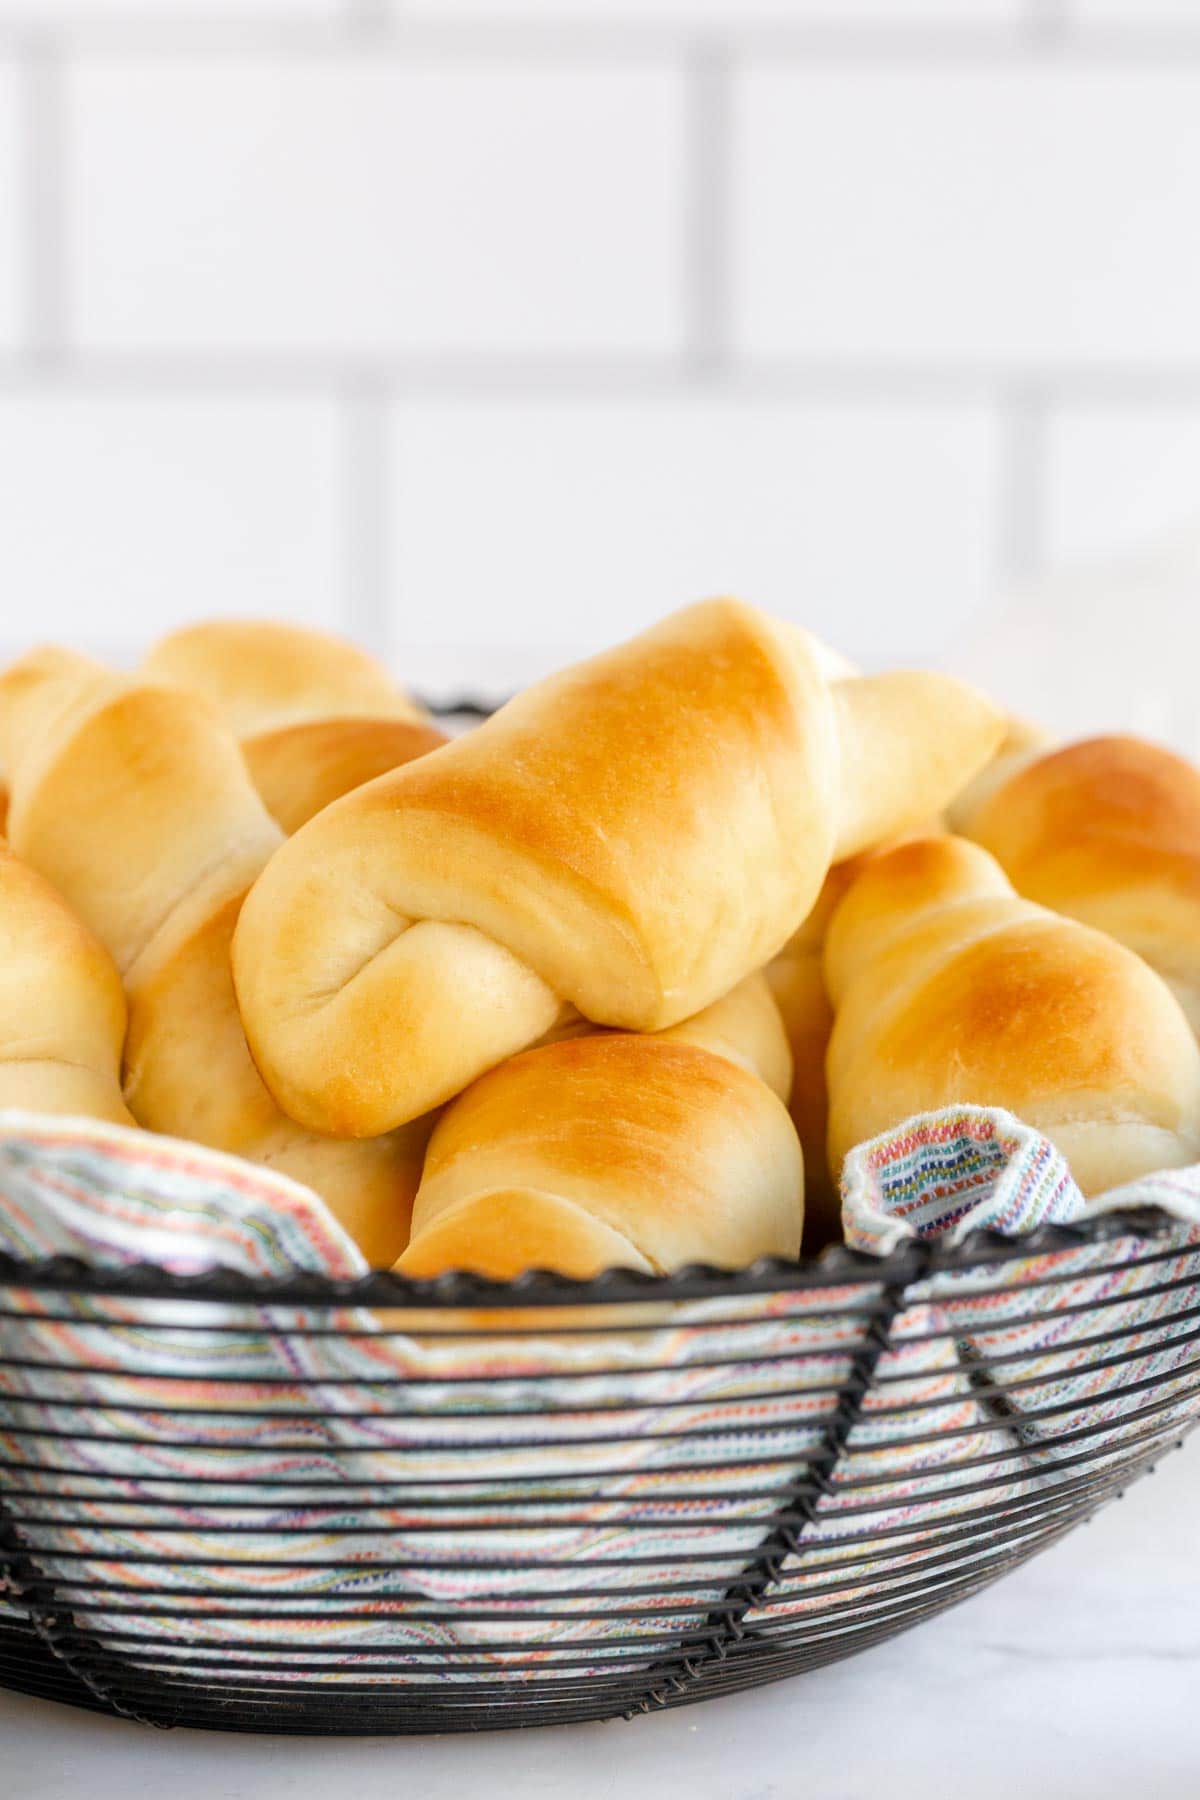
[0, 1113, 842, 1682]
[0, 1106, 1197, 1686]
[845, 1107, 1200, 1470]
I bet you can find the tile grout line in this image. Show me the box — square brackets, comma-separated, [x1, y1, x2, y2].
[4, 355, 1200, 406]
[682, 39, 733, 379]
[994, 383, 1051, 590]
[18, 31, 67, 367]
[2, 13, 1200, 60]
[342, 377, 392, 661]
[0, 20, 1151, 64]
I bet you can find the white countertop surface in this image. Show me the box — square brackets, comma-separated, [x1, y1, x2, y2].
[4, 1434, 1197, 1800]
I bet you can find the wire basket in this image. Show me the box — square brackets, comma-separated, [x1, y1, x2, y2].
[1, 1211, 1199, 1735]
[2, 696, 1198, 1733]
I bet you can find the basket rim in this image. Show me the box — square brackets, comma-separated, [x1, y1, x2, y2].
[0, 1203, 1183, 1308]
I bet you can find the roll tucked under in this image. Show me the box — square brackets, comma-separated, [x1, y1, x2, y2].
[233, 599, 1003, 1135]
[0, 646, 428, 1263]
[0, 839, 134, 1125]
[397, 979, 804, 1280]
[824, 834, 1200, 1197]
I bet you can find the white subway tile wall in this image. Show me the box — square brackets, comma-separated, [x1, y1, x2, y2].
[70, 60, 686, 354]
[1072, 3, 1200, 21]
[7, 3, 338, 13]
[0, 3, 1198, 745]
[1046, 408, 1200, 567]
[734, 68, 1200, 367]
[0, 395, 350, 653]
[0, 61, 24, 353]
[387, 396, 1000, 661]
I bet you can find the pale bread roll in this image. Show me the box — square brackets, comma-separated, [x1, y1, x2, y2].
[0, 839, 134, 1126]
[143, 619, 429, 736]
[0, 647, 428, 1264]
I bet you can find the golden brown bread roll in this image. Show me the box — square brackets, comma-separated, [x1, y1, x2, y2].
[0, 646, 428, 1263]
[0, 839, 134, 1125]
[233, 600, 1003, 1136]
[396, 985, 804, 1280]
[945, 713, 1053, 835]
[964, 735, 1200, 1035]
[143, 621, 447, 833]
[824, 835, 1200, 1197]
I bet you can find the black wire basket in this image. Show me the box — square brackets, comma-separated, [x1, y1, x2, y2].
[1, 1211, 1198, 1736]
[2, 693, 1198, 1734]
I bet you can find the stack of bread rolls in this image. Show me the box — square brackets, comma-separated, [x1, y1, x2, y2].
[0, 635, 435, 1265]
[1, 598, 1198, 1277]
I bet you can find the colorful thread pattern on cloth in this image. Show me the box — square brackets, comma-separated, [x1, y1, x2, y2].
[747, 1107, 1200, 1635]
[0, 1114, 851, 1681]
[1, 1107, 1199, 1683]
[842, 1106, 1082, 1254]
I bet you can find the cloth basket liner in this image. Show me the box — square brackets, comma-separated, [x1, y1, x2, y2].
[742, 1109, 1200, 1634]
[0, 1107, 1196, 1682]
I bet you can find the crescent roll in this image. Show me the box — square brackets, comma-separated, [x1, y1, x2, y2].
[825, 835, 1200, 1197]
[397, 981, 803, 1281]
[233, 599, 1003, 1136]
[0, 646, 427, 1263]
[0, 840, 133, 1125]
[143, 620, 447, 833]
[964, 735, 1200, 1035]
[143, 618, 429, 736]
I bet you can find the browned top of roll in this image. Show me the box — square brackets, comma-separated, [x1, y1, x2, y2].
[825, 834, 1200, 1196]
[233, 599, 1002, 1136]
[966, 734, 1200, 1031]
[398, 1033, 804, 1280]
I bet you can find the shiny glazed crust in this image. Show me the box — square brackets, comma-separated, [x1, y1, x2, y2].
[966, 734, 1200, 1034]
[233, 599, 1002, 1136]
[825, 834, 1200, 1197]
[397, 1034, 804, 1280]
